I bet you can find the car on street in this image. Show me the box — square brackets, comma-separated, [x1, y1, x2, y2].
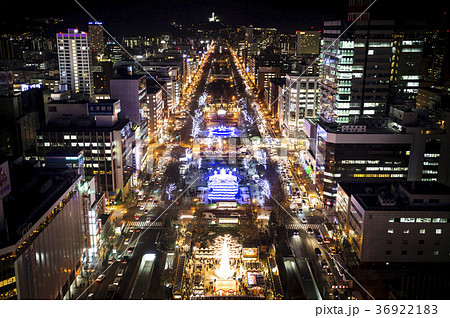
[113, 278, 121, 286]
[293, 229, 299, 235]
[127, 247, 134, 254]
[321, 260, 329, 268]
[301, 217, 307, 224]
[87, 293, 94, 300]
[117, 267, 126, 277]
[124, 238, 130, 245]
[307, 228, 313, 235]
[315, 248, 322, 257]
[326, 268, 333, 276]
[96, 274, 105, 282]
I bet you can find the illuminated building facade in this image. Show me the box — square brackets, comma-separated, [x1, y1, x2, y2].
[337, 181, 450, 263]
[88, 22, 105, 62]
[0, 164, 85, 299]
[296, 31, 320, 55]
[320, 20, 394, 123]
[283, 74, 319, 138]
[57, 28, 94, 99]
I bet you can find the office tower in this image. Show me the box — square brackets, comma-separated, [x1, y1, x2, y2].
[57, 28, 94, 99]
[337, 181, 450, 263]
[347, 0, 372, 21]
[88, 22, 105, 62]
[37, 98, 135, 197]
[389, 26, 424, 106]
[296, 31, 320, 56]
[320, 19, 394, 123]
[282, 74, 319, 138]
[302, 109, 450, 205]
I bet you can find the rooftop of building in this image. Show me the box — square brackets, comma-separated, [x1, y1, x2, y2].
[339, 181, 450, 211]
[0, 160, 80, 250]
[308, 117, 401, 134]
[37, 117, 130, 133]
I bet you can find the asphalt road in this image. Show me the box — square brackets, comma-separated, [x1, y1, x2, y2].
[85, 228, 160, 299]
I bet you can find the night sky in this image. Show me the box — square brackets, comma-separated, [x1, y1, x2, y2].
[2, 0, 448, 36]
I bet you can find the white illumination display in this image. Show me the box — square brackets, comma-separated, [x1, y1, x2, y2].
[207, 168, 239, 201]
[165, 183, 176, 200]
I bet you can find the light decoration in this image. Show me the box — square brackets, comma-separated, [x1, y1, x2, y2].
[165, 183, 176, 201]
[191, 109, 203, 138]
[207, 168, 239, 201]
[212, 235, 241, 280]
[258, 179, 271, 199]
[208, 125, 236, 138]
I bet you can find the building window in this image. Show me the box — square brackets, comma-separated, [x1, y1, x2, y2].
[388, 229, 394, 234]
[403, 229, 409, 234]
[387, 239, 392, 244]
[419, 229, 426, 234]
[418, 240, 424, 244]
[401, 250, 407, 255]
[402, 240, 408, 245]
[433, 251, 439, 256]
[436, 229, 442, 235]
[386, 250, 391, 255]
[417, 250, 423, 255]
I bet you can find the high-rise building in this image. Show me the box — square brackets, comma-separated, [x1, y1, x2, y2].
[282, 74, 319, 138]
[88, 22, 105, 63]
[296, 31, 320, 55]
[320, 19, 394, 123]
[389, 27, 424, 106]
[57, 28, 94, 99]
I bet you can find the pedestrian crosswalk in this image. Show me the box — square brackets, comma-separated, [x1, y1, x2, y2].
[286, 223, 320, 230]
[125, 221, 162, 229]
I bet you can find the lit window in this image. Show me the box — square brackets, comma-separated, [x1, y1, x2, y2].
[403, 229, 409, 234]
[419, 229, 426, 234]
[433, 251, 439, 256]
[388, 229, 394, 234]
[436, 229, 442, 235]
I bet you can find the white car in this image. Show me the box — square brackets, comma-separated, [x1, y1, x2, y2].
[301, 217, 307, 224]
[96, 274, 105, 282]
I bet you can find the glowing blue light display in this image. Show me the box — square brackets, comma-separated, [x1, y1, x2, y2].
[207, 168, 239, 201]
[208, 125, 236, 138]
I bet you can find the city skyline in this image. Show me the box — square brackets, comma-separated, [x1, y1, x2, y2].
[1, 1, 448, 36]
